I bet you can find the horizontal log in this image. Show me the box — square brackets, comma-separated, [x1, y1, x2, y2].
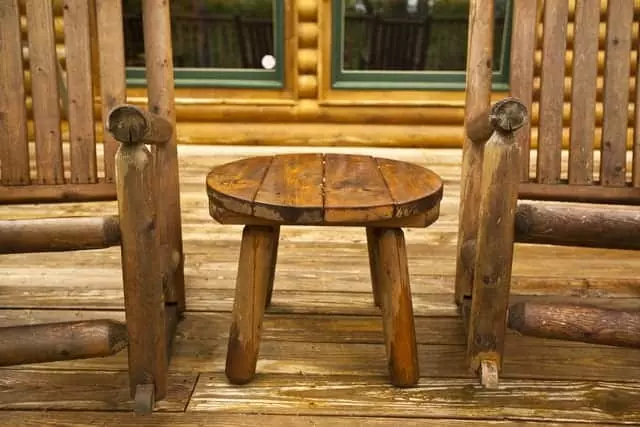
[107, 104, 173, 145]
[0, 319, 127, 367]
[508, 301, 640, 348]
[0, 182, 116, 204]
[0, 215, 120, 254]
[518, 183, 640, 206]
[465, 97, 528, 144]
[514, 203, 640, 250]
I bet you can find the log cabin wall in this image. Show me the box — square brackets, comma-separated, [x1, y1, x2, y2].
[19, 0, 640, 148]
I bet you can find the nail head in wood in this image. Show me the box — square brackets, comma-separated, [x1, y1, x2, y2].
[107, 104, 173, 145]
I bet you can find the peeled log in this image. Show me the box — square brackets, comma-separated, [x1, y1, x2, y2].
[514, 203, 640, 250]
[0, 319, 128, 366]
[0, 215, 120, 254]
[508, 301, 640, 348]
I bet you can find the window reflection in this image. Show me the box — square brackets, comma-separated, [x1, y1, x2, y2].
[122, 0, 275, 70]
[343, 0, 508, 72]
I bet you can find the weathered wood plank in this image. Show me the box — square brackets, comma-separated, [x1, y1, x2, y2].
[63, 0, 97, 184]
[24, 0, 64, 184]
[599, 0, 634, 187]
[567, 0, 599, 184]
[0, 0, 30, 185]
[189, 374, 640, 423]
[0, 370, 195, 411]
[0, 412, 605, 427]
[537, 0, 569, 184]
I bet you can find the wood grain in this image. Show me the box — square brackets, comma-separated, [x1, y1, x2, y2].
[189, 374, 640, 423]
[0, 370, 195, 411]
[95, 0, 126, 183]
[25, 0, 64, 185]
[0, 412, 601, 427]
[323, 154, 394, 223]
[253, 153, 324, 223]
[509, 0, 537, 182]
[207, 153, 442, 225]
[537, 0, 569, 184]
[599, 0, 634, 186]
[567, 0, 599, 185]
[0, 0, 30, 185]
[63, 0, 97, 184]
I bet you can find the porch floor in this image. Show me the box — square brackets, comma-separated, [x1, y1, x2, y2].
[1, 146, 639, 426]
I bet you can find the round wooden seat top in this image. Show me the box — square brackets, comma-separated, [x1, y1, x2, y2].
[206, 153, 443, 226]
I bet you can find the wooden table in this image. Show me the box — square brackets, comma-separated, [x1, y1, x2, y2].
[206, 153, 443, 387]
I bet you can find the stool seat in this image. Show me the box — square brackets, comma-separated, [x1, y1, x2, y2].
[206, 153, 443, 226]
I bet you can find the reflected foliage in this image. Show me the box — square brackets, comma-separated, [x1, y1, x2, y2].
[122, 0, 275, 69]
[343, 0, 508, 72]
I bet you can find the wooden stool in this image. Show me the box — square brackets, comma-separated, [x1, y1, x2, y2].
[206, 153, 443, 387]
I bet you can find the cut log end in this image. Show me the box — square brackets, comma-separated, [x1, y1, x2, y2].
[107, 105, 148, 145]
[480, 359, 500, 389]
[489, 97, 528, 134]
[134, 383, 155, 415]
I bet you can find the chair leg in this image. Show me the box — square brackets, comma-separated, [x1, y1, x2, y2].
[116, 142, 168, 413]
[264, 226, 280, 309]
[225, 225, 279, 385]
[368, 227, 420, 387]
[366, 227, 383, 308]
[465, 126, 520, 389]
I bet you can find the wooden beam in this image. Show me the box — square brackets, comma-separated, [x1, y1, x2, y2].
[0, 215, 120, 254]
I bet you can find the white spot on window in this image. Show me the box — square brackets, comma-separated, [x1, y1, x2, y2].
[261, 55, 276, 70]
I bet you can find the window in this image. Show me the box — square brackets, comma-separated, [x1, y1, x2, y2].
[332, 0, 512, 90]
[123, 0, 285, 88]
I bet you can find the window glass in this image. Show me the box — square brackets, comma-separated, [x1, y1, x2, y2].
[122, 0, 284, 88]
[334, 0, 511, 90]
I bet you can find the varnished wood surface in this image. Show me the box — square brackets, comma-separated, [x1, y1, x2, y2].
[1, 146, 640, 425]
[206, 153, 443, 225]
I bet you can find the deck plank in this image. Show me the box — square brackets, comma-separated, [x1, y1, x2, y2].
[0, 370, 196, 411]
[189, 374, 640, 424]
[0, 146, 638, 423]
[0, 412, 609, 427]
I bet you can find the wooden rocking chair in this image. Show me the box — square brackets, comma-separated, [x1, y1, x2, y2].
[0, 0, 184, 413]
[455, 0, 640, 388]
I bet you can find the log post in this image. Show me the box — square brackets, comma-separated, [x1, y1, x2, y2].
[141, 0, 186, 314]
[508, 302, 640, 348]
[466, 98, 528, 388]
[0, 320, 127, 366]
[454, 0, 495, 306]
[115, 118, 168, 405]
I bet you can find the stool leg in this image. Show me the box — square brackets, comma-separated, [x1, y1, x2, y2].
[264, 226, 280, 309]
[366, 227, 383, 308]
[225, 225, 279, 385]
[369, 227, 420, 387]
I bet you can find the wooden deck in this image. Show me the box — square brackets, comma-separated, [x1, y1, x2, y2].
[1, 146, 639, 426]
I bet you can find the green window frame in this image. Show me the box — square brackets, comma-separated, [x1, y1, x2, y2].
[126, 0, 286, 89]
[331, 0, 512, 91]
